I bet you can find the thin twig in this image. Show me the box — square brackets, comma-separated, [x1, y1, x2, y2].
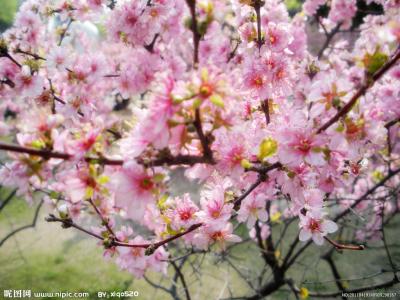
[87, 198, 118, 240]
[317, 22, 342, 59]
[171, 261, 191, 300]
[0, 189, 17, 212]
[324, 236, 365, 251]
[45, 214, 202, 252]
[380, 198, 399, 281]
[0, 200, 44, 247]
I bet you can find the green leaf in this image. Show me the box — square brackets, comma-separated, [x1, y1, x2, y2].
[210, 94, 224, 108]
[258, 138, 278, 160]
[363, 51, 388, 76]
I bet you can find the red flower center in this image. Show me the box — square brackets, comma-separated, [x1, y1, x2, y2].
[139, 177, 154, 190]
[211, 210, 220, 219]
[269, 34, 277, 44]
[81, 135, 96, 151]
[179, 210, 192, 221]
[199, 83, 213, 98]
[211, 231, 223, 241]
[309, 219, 321, 232]
[297, 139, 311, 153]
[252, 76, 263, 88]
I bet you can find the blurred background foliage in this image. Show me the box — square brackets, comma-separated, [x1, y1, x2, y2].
[0, 0, 304, 32]
[0, 0, 18, 32]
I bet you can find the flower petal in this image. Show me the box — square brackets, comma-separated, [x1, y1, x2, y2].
[299, 229, 312, 242]
[321, 220, 338, 233]
[312, 233, 324, 245]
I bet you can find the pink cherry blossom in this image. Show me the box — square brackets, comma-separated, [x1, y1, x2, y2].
[193, 223, 241, 251]
[237, 193, 269, 228]
[112, 161, 156, 220]
[299, 211, 338, 245]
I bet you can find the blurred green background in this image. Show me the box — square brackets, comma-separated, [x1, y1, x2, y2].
[0, 0, 302, 32]
[0, 0, 18, 32]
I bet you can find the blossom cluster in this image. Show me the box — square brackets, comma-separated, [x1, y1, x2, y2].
[0, 0, 399, 278]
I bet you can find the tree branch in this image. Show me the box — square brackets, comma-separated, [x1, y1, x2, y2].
[317, 47, 400, 133]
[87, 198, 118, 240]
[233, 173, 267, 210]
[171, 260, 191, 300]
[0, 199, 44, 247]
[324, 236, 365, 251]
[317, 22, 342, 59]
[45, 214, 202, 254]
[185, 0, 200, 66]
[193, 108, 213, 161]
[380, 197, 399, 281]
[0, 189, 17, 212]
[322, 253, 348, 299]
[253, 0, 263, 50]
[0, 142, 215, 167]
[334, 167, 400, 222]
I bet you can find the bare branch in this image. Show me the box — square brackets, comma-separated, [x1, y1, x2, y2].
[45, 214, 202, 254]
[171, 260, 191, 300]
[0, 199, 44, 247]
[185, 0, 200, 66]
[0, 189, 17, 212]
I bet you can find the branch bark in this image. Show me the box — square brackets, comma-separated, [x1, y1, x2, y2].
[185, 0, 200, 66]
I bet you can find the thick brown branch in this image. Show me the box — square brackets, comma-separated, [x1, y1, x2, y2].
[0, 142, 123, 165]
[0, 142, 215, 167]
[144, 33, 159, 53]
[185, 0, 200, 66]
[138, 153, 214, 167]
[322, 254, 348, 299]
[385, 117, 400, 129]
[260, 99, 270, 125]
[253, 1, 263, 49]
[193, 108, 213, 161]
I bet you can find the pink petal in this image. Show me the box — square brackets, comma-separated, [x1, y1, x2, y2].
[299, 229, 312, 242]
[321, 220, 338, 233]
[312, 233, 324, 245]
